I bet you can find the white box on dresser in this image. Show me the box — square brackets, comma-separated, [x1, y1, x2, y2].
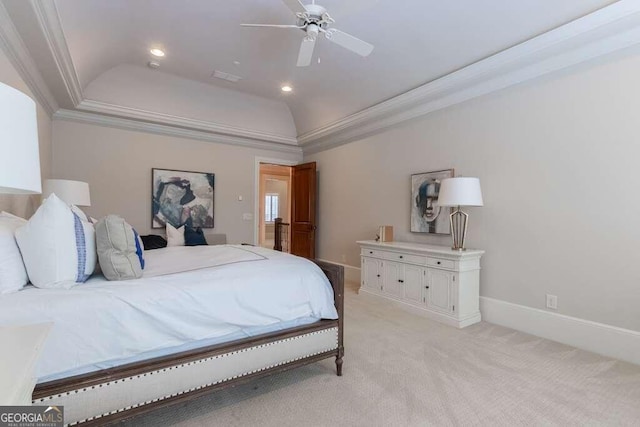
[357, 240, 484, 328]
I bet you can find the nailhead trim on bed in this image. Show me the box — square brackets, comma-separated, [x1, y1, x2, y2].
[35, 327, 338, 426]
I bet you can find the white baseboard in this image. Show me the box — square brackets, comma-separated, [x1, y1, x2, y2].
[316, 259, 360, 285]
[480, 296, 640, 366]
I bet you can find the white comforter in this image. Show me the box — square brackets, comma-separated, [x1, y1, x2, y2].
[0, 245, 338, 381]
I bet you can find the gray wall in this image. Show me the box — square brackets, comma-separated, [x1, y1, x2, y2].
[52, 119, 301, 244]
[0, 45, 52, 218]
[305, 49, 640, 332]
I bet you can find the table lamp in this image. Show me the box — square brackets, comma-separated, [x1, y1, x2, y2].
[0, 82, 41, 194]
[437, 177, 483, 251]
[42, 179, 91, 206]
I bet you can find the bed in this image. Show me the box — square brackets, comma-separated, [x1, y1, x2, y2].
[0, 245, 344, 425]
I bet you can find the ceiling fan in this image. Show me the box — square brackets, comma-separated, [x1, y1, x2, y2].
[241, 0, 374, 67]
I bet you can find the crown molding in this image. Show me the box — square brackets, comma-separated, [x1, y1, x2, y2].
[30, 0, 83, 106]
[77, 99, 299, 146]
[53, 109, 303, 155]
[25, 0, 299, 147]
[299, 0, 640, 154]
[11, 0, 640, 154]
[0, 2, 58, 116]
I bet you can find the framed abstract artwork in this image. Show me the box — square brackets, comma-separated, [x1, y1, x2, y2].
[410, 169, 454, 234]
[152, 168, 215, 229]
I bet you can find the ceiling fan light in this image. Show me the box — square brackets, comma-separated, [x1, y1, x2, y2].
[307, 23, 319, 39]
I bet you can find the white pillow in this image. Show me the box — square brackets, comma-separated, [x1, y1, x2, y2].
[166, 223, 185, 247]
[15, 194, 97, 289]
[0, 212, 28, 294]
[70, 204, 88, 222]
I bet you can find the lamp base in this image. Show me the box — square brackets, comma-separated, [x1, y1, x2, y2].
[449, 207, 469, 251]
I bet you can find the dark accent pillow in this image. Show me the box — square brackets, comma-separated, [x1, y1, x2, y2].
[184, 227, 208, 246]
[141, 234, 168, 250]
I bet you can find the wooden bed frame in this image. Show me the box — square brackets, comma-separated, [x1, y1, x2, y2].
[32, 260, 344, 426]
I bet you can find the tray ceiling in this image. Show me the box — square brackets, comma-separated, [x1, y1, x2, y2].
[2, 0, 619, 148]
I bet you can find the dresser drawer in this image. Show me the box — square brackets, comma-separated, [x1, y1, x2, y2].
[383, 251, 426, 265]
[427, 257, 455, 269]
[361, 248, 427, 265]
[361, 248, 384, 258]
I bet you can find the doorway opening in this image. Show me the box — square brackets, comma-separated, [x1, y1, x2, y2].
[258, 163, 292, 251]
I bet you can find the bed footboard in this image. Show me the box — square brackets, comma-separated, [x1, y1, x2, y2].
[312, 259, 345, 376]
[33, 260, 344, 426]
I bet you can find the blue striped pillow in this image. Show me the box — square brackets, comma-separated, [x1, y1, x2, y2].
[72, 212, 92, 282]
[133, 229, 145, 270]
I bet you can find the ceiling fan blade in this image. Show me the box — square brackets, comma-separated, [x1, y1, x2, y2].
[325, 29, 374, 57]
[241, 24, 303, 29]
[281, 0, 308, 16]
[297, 37, 316, 67]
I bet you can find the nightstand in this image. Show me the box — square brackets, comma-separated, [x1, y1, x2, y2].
[0, 323, 52, 405]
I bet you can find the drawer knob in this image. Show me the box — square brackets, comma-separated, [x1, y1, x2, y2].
[437, 261, 441, 265]
[399, 255, 403, 259]
[369, 251, 373, 254]
[398, 279, 404, 283]
[425, 285, 429, 289]
[376, 274, 380, 277]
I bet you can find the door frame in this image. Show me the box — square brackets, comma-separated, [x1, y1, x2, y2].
[254, 157, 298, 246]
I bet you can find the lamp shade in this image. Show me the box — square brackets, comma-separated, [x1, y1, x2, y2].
[0, 82, 41, 194]
[437, 177, 483, 207]
[43, 179, 91, 206]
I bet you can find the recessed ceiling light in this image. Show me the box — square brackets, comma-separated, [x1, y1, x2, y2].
[233, 61, 241, 66]
[150, 48, 165, 57]
[281, 85, 293, 93]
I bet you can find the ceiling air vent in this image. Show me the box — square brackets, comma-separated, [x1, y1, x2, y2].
[211, 70, 243, 83]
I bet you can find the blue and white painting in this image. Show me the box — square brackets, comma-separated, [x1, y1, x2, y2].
[152, 168, 215, 229]
[410, 169, 453, 234]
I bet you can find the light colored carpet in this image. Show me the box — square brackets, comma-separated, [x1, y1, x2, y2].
[125, 283, 640, 426]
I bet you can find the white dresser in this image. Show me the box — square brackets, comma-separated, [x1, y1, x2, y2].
[357, 240, 484, 328]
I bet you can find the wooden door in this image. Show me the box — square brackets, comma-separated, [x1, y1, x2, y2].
[290, 162, 317, 258]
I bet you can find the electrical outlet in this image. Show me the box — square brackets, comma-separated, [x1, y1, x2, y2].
[546, 294, 558, 310]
